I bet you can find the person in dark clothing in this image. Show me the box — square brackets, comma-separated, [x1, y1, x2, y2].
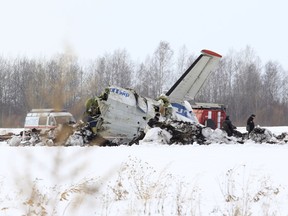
[222, 115, 236, 137]
[246, 114, 256, 134]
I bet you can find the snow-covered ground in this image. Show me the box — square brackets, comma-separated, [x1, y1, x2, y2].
[0, 126, 288, 215]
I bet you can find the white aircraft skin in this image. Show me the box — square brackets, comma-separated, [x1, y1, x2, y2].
[94, 50, 222, 143]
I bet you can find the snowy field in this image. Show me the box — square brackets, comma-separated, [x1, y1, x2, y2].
[0, 126, 288, 215]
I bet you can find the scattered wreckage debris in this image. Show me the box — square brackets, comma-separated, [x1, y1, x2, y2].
[249, 127, 288, 144]
[5, 119, 288, 146]
[148, 120, 206, 145]
[0, 133, 14, 141]
[137, 123, 288, 145]
[136, 119, 244, 145]
[7, 122, 115, 147]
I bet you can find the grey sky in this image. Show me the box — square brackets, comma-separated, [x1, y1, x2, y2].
[1, 0, 288, 69]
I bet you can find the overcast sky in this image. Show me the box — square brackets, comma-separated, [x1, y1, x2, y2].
[1, 0, 288, 69]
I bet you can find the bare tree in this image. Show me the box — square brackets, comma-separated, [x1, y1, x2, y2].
[0, 57, 10, 126]
[134, 60, 153, 97]
[85, 55, 110, 97]
[150, 41, 174, 96]
[175, 45, 196, 79]
[281, 73, 288, 105]
[109, 49, 134, 88]
[229, 47, 262, 124]
[260, 61, 283, 125]
[85, 49, 134, 96]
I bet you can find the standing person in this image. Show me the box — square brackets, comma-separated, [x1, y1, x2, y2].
[246, 114, 256, 134]
[222, 115, 236, 137]
[83, 97, 101, 133]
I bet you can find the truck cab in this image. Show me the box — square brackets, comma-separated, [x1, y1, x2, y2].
[191, 102, 226, 129]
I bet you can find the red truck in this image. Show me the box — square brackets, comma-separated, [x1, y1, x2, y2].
[191, 102, 226, 129]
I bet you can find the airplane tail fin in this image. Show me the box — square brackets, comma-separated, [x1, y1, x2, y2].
[166, 49, 222, 103]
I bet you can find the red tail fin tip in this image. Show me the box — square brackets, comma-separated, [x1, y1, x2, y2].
[201, 49, 222, 58]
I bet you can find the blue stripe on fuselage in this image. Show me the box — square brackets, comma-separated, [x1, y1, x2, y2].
[171, 103, 190, 118]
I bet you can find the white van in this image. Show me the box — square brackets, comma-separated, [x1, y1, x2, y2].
[24, 109, 76, 131]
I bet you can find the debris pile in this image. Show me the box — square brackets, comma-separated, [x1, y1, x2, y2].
[0, 133, 14, 141]
[140, 120, 206, 145]
[249, 127, 288, 144]
[136, 121, 288, 145]
[4, 121, 288, 146]
[138, 120, 244, 145]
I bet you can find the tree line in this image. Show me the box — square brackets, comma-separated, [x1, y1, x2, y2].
[0, 42, 287, 127]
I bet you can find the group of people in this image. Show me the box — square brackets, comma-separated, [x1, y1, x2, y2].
[222, 114, 256, 137]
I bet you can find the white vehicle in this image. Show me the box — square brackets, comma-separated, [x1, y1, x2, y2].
[24, 109, 76, 131]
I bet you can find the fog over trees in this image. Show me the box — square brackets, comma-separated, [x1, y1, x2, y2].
[1, 42, 287, 127]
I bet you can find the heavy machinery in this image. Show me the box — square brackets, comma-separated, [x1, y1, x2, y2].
[191, 102, 227, 129]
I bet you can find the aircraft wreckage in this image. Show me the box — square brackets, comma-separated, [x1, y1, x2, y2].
[6, 50, 288, 146]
